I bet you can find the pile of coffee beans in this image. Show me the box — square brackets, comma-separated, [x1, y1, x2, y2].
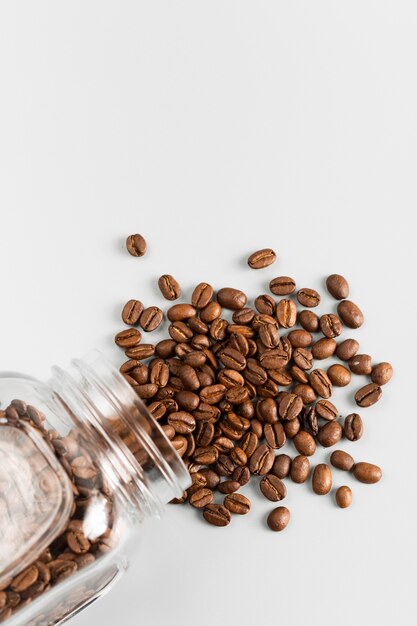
[117, 238, 391, 531]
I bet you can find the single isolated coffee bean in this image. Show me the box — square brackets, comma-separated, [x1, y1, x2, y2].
[122, 299, 144, 325]
[203, 503, 231, 526]
[349, 354, 372, 375]
[312, 464, 332, 495]
[297, 288, 320, 308]
[248, 248, 277, 269]
[336, 486, 352, 508]
[224, 493, 251, 515]
[158, 275, 181, 301]
[330, 450, 355, 471]
[344, 413, 363, 441]
[126, 233, 147, 257]
[290, 455, 310, 483]
[319, 314, 343, 338]
[353, 462, 382, 484]
[217, 288, 247, 310]
[298, 310, 319, 332]
[355, 383, 382, 408]
[336, 338, 359, 361]
[140, 306, 163, 332]
[327, 364, 351, 387]
[269, 276, 296, 296]
[317, 421, 343, 447]
[326, 274, 349, 300]
[267, 506, 290, 531]
[371, 362, 393, 386]
[260, 474, 287, 502]
[337, 300, 364, 329]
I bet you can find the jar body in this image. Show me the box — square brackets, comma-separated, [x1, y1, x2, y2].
[0, 353, 189, 625]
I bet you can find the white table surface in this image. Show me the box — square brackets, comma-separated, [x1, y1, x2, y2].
[1, 3, 416, 626]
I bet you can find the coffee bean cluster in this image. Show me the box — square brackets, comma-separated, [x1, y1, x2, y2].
[120, 240, 392, 530]
[0, 401, 113, 622]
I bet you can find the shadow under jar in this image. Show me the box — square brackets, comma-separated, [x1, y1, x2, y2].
[0, 352, 189, 626]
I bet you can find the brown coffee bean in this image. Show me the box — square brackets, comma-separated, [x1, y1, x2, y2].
[224, 493, 251, 515]
[317, 421, 343, 447]
[168, 411, 196, 435]
[311, 338, 337, 360]
[349, 354, 372, 375]
[218, 369, 245, 389]
[298, 310, 319, 332]
[155, 339, 177, 358]
[136, 383, 158, 399]
[335, 486, 352, 508]
[230, 447, 247, 466]
[269, 276, 297, 296]
[370, 362, 393, 386]
[267, 506, 290, 531]
[190, 282, 213, 309]
[259, 323, 281, 349]
[122, 299, 144, 325]
[287, 329, 312, 348]
[355, 383, 382, 407]
[195, 422, 215, 447]
[240, 431, 259, 458]
[248, 248, 277, 269]
[271, 454, 292, 479]
[218, 480, 241, 494]
[189, 488, 214, 508]
[290, 366, 308, 384]
[203, 503, 231, 526]
[225, 386, 249, 405]
[292, 348, 313, 371]
[319, 314, 343, 338]
[200, 384, 226, 405]
[302, 406, 319, 435]
[115, 328, 142, 348]
[169, 321, 193, 343]
[344, 413, 363, 441]
[167, 304, 197, 322]
[158, 275, 181, 301]
[264, 422, 286, 449]
[330, 450, 355, 471]
[353, 462, 382, 484]
[327, 364, 351, 387]
[125, 344, 155, 359]
[66, 531, 90, 554]
[337, 300, 364, 328]
[297, 288, 320, 308]
[326, 274, 349, 300]
[249, 443, 275, 475]
[217, 288, 247, 310]
[290, 455, 310, 483]
[283, 418, 301, 439]
[179, 364, 200, 391]
[293, 431, 316, 456]
[150, 361, 169, 387]
[260, 474, 287, 502]
[335, 339, 359, 362]
[175, 390, 199, 411]
[200, 301, 222, 323]
[276, 299, 297, 328]
[312, 464, 332, 495]
[220, 347, 247, 371]
[200, 469, 221, 489]
[258, 349, 288, 371]
[126, 233, 147, 257]
[279, 393, 303, 420]
[254, 294, 276, 315]
[10, 566, 39, 592]
[309, 369, 332, 399]
[315, 399, 339, 421]
[193, 446, 219, 464]
[292, 383, 317, 405]
[232, 466, 251, 486]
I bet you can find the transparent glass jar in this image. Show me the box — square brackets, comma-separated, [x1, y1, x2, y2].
[0, 351, 190, 626]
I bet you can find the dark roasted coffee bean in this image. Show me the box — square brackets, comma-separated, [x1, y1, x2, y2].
[218, 480, 241, 494]
[224, 493, 251, 515]
[220, 347, 246, 371]
[232, 465, 251, 486]
[150, 360, 169, 387]
[355, 383, 382, 407]
[269, 276, 296, 296]
[158, 275, 181, 301]
[260, 474, 287, 502]
[125, 344, 155, 359]
[167, 304, 197, 322]
[267, 506, 290, 531]
[353, 462, 382, 484]
[317, 421, 342, 447]
[168, 411, 196, 435]
[271, 454, 292, 479]
[217, 288, 247, 310]
[344, 413, 363, 441]
[225, 386, 249, 405]
[276, 299, 297, 328]
[189, 488, 214, 508]
[337, 300, 364, 328]
[230, 447, 247, 467]
[203, 503, 231, 526]
[302, 405, 319, 435]
[264, 422, 286, 449]
[232, 307, 255, 325]
[249, 443, 275, 475]
[292, 383, 317, 405]
[319, 314, 343, 338]
[287, 330, 312, 348]
[298, 310, 319, 332]
[248, 248, 277, 269]
[336, 338, 359, 361]
[293, 348, 313, 370]
[255, 294, 276, 315]
[315, 399, 338, 421]
[312, 464, 332, 495]
[293, 431, 316, 456]
[179, 364, 200, 391]
[336, 485, 352, 508]
[193, 445, 219, 464]
[115, 328, 142, 348]
[279, 393, 303, 420]
[330, 450, 355, 471]
[371, 362, 393, 385]
[199, 384, 226, 405]
[259, 323, 280, 349]
[297, 288, 320, 307]
[326, 274, 349, 300]
[126, 233, 147, 257]
[195, 422, 215, 447]
[327, 364, 351, 387]
[240, 431, 258, 458]
[309, 369, 332, 399]
[155, 339, 177, 358]
[290, 455, 310, 483]
[122, 299, 144, 325]
[200, 301, 222, 323]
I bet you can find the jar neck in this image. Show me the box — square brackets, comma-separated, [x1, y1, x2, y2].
[46, 351, 189, 519]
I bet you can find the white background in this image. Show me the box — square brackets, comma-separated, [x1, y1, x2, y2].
[1, 2, 417, 626]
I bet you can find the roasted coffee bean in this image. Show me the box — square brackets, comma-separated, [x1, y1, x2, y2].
[271, 454, 292, 479]
[155, 339, 177, 358]
[353, 462, 382, 484]
[220, 347, 247, 371]
[312, 464, 332, 495]
[276, 299, 297, 328]
[309, 369, 332, 399]
[240, 431, 259, 458]
[225, 386, 249, 405]
[337, 300, 364, 328]
[279, 393, 303, 420]
[290, 455, 310, 483]
[260, 474, 287, 501]
[115, 328, 142, 348]
[150, 360, 169, 387]
[168, 411, 196, 435]
[344, 413, 363, 441]
[311, 338, 337, 360]
[335, 486, 352, 508]
[158, 275, 181, 301]
[224, 493, 251, 515]
[203, 503, 231, 526]
[126, 233, 147, 257]
[210, 318, 228, 341]
[349, 354, 372, 375]
[129, 364, 149, 384]
[317, 421, 342, 447]
[188, 317, 209, 335]
[290, 367, 308, 384]
[267, 506, 290, 531]
[122, 299, 144, 325]
[230, 447, 247, 466]
[179, 364, 200, 391]
[190, 282, 213, 309]
[200, 301, 222, 323]
[355, 383, 382, 407]
[371, 362, 393, 385]
[248, 248, 277, 269]
[10, 566, 39, 592]
[258, 349, 288, 370]
[175, 391, 199, 411]
[172, 435, 188, 456]
[327, 364, 351, 387]
[195, 422, 215, 447]
[189, 488, 214, 508]
[217, 288, 247, 310]
[136, 383, 158, 399]
[298, 310, 319, 332]
[218, 369, 245, 389]
[249, 444, 275, 475]
[66, 531, 90, 554]
[259, 323, 280, 349]
[193, 446, 219, 464]
[302, 405, 319, 435]
[244, 359, 268, 385]
[232, 465, 251, 486]
[255, 294, 276, 315]
[167, 304, 197, 322]
[336, 339, 359, 362]
[330, 450, 355, 471]
[287, 329, 312, 348]
[319, 314, 342, 338]
[183, 350, 207, 368]
[315, 399, 338, 421]
[293, 431, 316, 456]
[326, 274, 349, 300]
[169, 321, 193, 343]
[264, 422, 286, 449]
[297, 288, 320, 307]
[269, 276, 296, 296]
[125, 344, 155, 359]
[292, 383, 317, 405]
[218, 480, 241, 494]
[232, 307, 255, 325]
[292, 348, 313, 370]
[193, 403, 219, 422]
[200, 469, 221, 489]
[283, 417, 301, 439]
[200, 384, 226, 404]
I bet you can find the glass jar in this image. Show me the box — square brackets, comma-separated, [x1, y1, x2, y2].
[0, 351, 190, 626]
